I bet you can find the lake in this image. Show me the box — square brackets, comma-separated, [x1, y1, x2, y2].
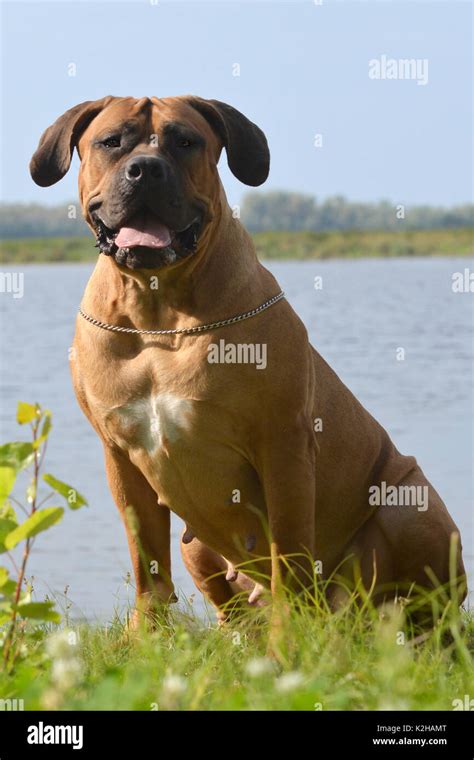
[0, 257, 472, 620]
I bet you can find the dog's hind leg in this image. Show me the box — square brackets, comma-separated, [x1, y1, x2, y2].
[328, 466, 467, 626]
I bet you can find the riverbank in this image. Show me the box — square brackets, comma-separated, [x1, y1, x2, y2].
[0, 227, 472, 263]
[1, 595, 473, 711]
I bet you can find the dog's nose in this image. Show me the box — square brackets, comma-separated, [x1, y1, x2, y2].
[124, 155, 167, 184]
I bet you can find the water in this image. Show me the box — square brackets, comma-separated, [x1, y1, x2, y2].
[0, 258, 472, 620]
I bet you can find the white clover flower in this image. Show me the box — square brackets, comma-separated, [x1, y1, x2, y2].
[275, 671, 305, 693]
[46, 629, 76, 660]
[244, 657, 275, 678]
[161, 674, 187, 699]
[45, 629, 82, 696]
[41, 630, 82, 709]
[51, 656, 82, 690]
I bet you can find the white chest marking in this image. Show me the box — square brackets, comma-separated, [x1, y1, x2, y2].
[117, 393, 193, 453]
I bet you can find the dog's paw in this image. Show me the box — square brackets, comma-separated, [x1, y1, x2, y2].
[248, 583, 266, 606]
[225, 560, 239, 582]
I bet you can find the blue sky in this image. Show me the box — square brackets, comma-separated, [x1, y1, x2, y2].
[1, 0, 472, 207]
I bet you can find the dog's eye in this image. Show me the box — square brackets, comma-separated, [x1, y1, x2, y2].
[102, 136, 121, 149]
[178, 138, 193, 148]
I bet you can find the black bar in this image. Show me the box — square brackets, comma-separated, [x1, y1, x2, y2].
[0, 710, 473, 757]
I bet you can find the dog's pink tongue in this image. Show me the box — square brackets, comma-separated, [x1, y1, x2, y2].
[115, 213, 172, 249]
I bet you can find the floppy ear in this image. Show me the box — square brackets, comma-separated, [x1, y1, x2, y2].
[185, 97, 270, 186]
[30, 97, 115, 187]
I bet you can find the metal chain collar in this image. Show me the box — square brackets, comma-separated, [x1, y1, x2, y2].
[78, 291, 285, 336]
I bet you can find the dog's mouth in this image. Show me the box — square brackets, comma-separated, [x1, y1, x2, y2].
[93, 210, 202, 270]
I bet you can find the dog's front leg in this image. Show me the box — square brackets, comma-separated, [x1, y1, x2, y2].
[258, 418, 317, 590]
[103, 447, 174, 628]
[257, 421, 317, 656]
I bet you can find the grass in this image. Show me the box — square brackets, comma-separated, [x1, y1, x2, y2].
[0, 227, 472, 263]
[1, 583, 472, 711]
[252, 227, 474, 260]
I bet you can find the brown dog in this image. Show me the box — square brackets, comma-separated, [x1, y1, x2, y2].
[30, 96, 466, 624]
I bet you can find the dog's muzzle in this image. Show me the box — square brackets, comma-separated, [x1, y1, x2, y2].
[90, 154, 204, 270]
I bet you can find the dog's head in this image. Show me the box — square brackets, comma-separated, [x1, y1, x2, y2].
[30, 96, 269, 270]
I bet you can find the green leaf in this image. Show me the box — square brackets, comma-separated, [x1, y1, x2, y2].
[4, 507, 64, 550]
[0, 467, 16, 507]
[0, 442, 34, 472]
[16, 600, 60, 623]
[42, 474, 88, 510]
[16, 402, 38, 425]
[0, 567, 9, 587]
[1, 579, 17, 597]
[34, 411, 52, 447]
[0, 600, 13, 616]
[0, 502, 18, 524]
[0, 517, 18, 553]
[0, 568, 16, 597]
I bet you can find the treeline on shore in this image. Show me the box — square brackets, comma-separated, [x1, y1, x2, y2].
[1, 192, 473, 239]
[1, 227, 472, 263]
[241, 192, 473, 233]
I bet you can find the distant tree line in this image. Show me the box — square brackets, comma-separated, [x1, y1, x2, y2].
[0, 204, 88, 239]
[0, 194, 472, 239]
[240, 192, 473, 233]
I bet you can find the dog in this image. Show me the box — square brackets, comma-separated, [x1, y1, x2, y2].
[30, 95, 466, 625]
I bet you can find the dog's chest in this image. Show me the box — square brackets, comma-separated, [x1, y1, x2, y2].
[76, 340, 267, 552]
[105, 392, 194, 454]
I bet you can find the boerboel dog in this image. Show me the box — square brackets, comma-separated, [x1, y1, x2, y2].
[30, 96, 466, 627]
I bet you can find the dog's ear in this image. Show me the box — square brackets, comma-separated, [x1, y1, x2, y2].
[185, 97, 270, 186]
[30, 97, 115, 187]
